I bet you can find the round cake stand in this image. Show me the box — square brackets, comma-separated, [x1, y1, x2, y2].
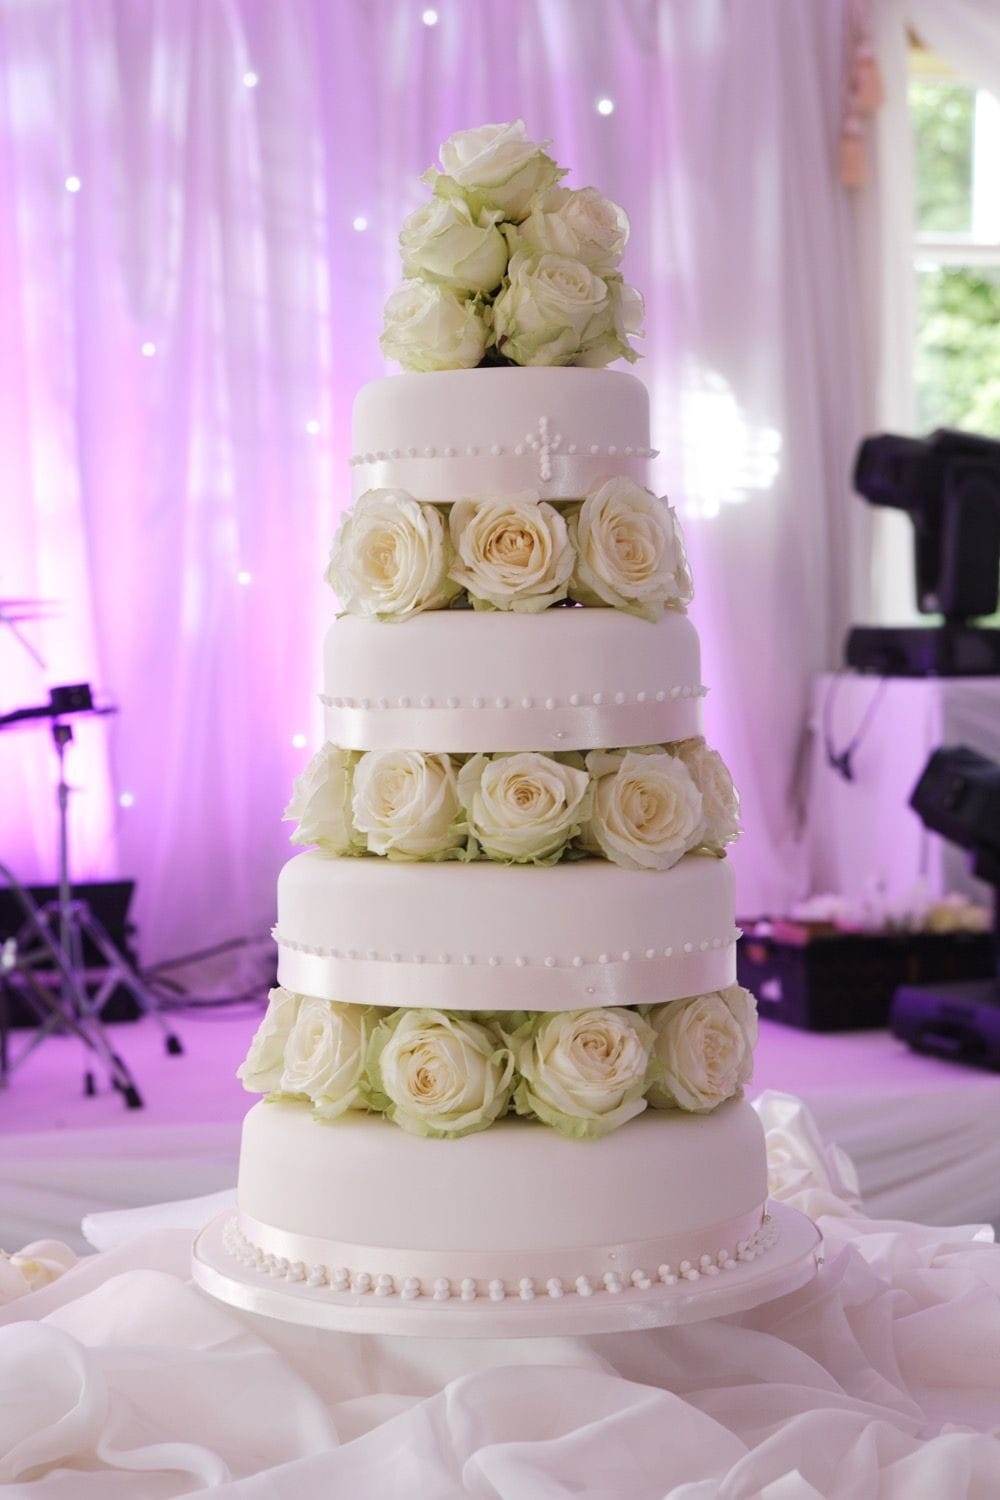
[191, 1201, 821, 1339]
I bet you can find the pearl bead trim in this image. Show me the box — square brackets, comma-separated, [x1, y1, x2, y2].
[222, 1213, 779, 1304]
[273, 927, 742, 967]
[322, 686, 707, 712]
[347, 444, 660, 467]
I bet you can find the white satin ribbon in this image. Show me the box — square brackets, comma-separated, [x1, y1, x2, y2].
[276, 942, 736, 1011]
[351, 452, 649, 504]
[324, 697, 704, 754]
[235, 1205, 769, 1291]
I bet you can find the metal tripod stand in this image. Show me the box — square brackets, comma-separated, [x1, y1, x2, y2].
[0, 687, 184, 1106]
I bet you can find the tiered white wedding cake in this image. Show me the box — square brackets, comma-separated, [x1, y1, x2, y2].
[195, 123, 818, 1335]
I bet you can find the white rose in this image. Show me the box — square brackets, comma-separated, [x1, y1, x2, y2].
[582, 748, 705, 871]
[351, 750, 465, 859]
[380, 280, 487, 372]
[400, 197, 508, 295]
[280, 998, 369, 1120]
[647, 987, 757, 1112]
[326, 489, 459, 620]
[509, 186, 629, 273]
[0, 1240, 77, 1305]
[512, 1008, 654, 1138]
[492, 251, 611, 367]
[673, 739, 741, 850]
[366, 1009, 515, 1138]
[458, 752, 591, 863]
[425, 120, 564, 222]
[568, 479, 692, 620]
[283, 744, 361, 854]
[238, 987, 301, 1093]
[448, 494, 573, 611]
[574, 276, 644, 367]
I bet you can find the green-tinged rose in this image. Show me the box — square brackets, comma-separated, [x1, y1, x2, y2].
[581, 748, 705, 870]
[511, 1007, 653, 1138]
[458, 751, 591, 863]
[283, 745, 363, 855]
[646, 988, 757, 1112]
[364, 1008, 514, 1137]
[326, 489, 460, 620]
[672, 738, 741, 851]
[351, 749, 467, 860]
[491, 251, 611, 367]
[237, 987, 301, 1093]
[574, 276, 644, 367]
[400, 197, 508, 294]
[506, 185, 629, 274]
[448, 493, 573, 611]
[424, 120, 565, 223]
[380, 280, 487, 372]
[568, 478, 692, 620]
[280, 997, 372, 1120]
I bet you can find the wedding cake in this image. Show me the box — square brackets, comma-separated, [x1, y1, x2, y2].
[196, 123, 818, 1335]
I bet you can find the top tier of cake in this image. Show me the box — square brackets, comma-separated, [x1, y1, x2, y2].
[349, 368, 652, 503]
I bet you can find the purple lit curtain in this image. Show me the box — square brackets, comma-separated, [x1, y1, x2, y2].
[1, 0, 869, 961]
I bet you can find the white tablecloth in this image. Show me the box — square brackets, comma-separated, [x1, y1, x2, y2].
[805, 673, 1000, 905]
[3, 1093, 999, 1499]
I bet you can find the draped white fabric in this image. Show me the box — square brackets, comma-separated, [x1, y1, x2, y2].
[3, 1093, 999, 1497]
[1, 0, 872, 959]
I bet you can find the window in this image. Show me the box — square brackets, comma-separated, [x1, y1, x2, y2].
[909, 45, 1000, 436]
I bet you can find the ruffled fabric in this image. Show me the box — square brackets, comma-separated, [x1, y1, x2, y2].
[1, 1092, 998, 1498]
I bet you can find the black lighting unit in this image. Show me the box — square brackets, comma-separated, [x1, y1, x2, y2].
[845, 428, 1000, 676]
[890, 745, 1000, 1068]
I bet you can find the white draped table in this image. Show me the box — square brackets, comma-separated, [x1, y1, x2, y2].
[2, 1093, 999, 1499]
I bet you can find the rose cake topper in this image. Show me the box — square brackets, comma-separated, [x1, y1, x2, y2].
[380, 121, 644, 371]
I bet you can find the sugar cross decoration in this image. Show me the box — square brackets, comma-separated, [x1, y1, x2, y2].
[523, 415, 562, 482]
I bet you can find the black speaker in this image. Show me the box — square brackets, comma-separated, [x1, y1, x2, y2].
[0, 880, 141, 1024]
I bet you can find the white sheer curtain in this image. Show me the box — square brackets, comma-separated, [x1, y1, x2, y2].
[1, 0, 869, 960]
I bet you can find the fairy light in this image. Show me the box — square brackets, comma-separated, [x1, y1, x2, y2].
[242, 70, 259, 88]
[352, 215, 369, 232]
[141, 341, 156, 357]
[422, 8, 439, 25]
[237, 570, 252, 586]
[119, 792, 135, 809]
[305, 418, 320, 435]
[291, 733, 308, 749]
[596, 97, 615, 116]
[65, 175, 82, 193]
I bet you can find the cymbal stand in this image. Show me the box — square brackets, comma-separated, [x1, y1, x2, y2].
[0, 858, 143, 1107]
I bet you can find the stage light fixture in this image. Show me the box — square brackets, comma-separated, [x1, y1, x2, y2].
[846, 428, 1000, 675]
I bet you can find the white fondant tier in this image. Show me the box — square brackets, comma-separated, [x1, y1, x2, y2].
[275, 851, 737, 1010]
[322, 609, 704, 753]
[235, 1097, 769, 1299]
[350, 368, 651, 503]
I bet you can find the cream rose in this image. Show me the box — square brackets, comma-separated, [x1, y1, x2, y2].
[364, 1009, 514, 1138]
[425, 120, 564, 223]
[400, 197, 507, 295]
[509, 186, 629, 274]
[673, 738, 741, 851]
[568, 479, 692, 620]
[575, 276, 645, 367]
[582, 748, 705, 870]
[326, 489, 459, 621]
[491, 251, 611, 367]
[279, 997, 370, 1120]
[511, 1007, 654, 1138]
[237, 987, 301, 1093]
[351, 750, 465, 860]
[283, 744, 361, 854]
[646, 987, 757, 1113]
[380, 280, 487, 372]
[458, 751, 591, 864]
[0, 1241, 77, 1305]
[448, 494, 573, 610]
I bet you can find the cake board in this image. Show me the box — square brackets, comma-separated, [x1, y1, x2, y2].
[191, 1201, 821, 1339]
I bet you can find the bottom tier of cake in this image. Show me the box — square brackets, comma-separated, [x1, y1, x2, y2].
[231, 1097, 772, 1302]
